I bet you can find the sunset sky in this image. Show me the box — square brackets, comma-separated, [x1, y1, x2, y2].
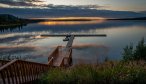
[0, 0, 146, 18]
[0, 0, 146, 11]
[45, 0, 146, 11]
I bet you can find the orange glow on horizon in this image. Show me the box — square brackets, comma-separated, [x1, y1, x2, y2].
[38, 20, 105, 25]
[38, 17, 105, 25]
[50, 17, 105, 20]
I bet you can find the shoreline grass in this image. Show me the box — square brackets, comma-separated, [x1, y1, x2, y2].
[40, 61, 146, 84]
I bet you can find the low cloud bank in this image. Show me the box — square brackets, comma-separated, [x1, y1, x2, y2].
[0, 7, 145, 18]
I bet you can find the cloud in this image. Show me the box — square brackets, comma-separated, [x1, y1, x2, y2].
[0, 7, 145, 18]
[0, 1, 34, 6]
[0, 0, 106, 9]
[45, 4, 105, 9]
[0, 0, 43, 3]
[0, 2, 145, 19]
[0, 0, 44, 7]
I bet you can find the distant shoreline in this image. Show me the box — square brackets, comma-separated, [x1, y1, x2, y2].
[30, 17, 146, 22]
[0, 14, 146, 27]
[107, 17, 146, 20]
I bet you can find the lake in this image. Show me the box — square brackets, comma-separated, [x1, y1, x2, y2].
[0, 20, 146, 64]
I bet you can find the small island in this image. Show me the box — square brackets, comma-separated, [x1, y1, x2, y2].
[0, 14, 46, 32]
[0, 14, 45, 26]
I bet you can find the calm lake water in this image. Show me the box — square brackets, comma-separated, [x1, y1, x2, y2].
[0, 20, 146, 64]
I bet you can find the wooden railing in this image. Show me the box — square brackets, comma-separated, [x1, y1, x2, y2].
[60, 49, 72, 67]
[68, 49, 73, 65]
[0, 59, 49, 84]
[68, 49, 73, 64]
[0, 60, 9, 67]
[48, 57, 53, 66]
[48, 46, 59, 61]
[0, 46, 73, 84]
[60, 57, 65, 67]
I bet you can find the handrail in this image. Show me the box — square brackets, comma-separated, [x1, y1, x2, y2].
[0, 59, 49, 84]
[0, 59, 17, 71]
[48, 46, 59, 61]
[60, 49, 72, 67]
[0, 60, 10, 67]
[0, 46, 73, 84]
[48, 57, 54, 66]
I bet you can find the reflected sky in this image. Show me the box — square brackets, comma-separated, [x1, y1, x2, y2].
[0, 20, 146, 64]
[1, 20, 146, 34]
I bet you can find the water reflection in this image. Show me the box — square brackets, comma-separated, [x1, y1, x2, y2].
[0, 45, 52, 63]
[0, 21, 146, 33]
[0, 20, 146, 64]
[72, 43, 109, 64]
[0, 24, 27, 32]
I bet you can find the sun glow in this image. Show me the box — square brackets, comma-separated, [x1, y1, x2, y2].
[37, 17, 105, 25]
[50, 17, 105, 20]
[39, 20, 104, 26]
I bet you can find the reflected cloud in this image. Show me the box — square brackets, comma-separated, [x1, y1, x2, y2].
[9, 20, 146, 34]
[31, 35, 48, 39]
[72, 43, 108, 50]
[0, 45, 41, 53]
[0, 33, 47, 45]
[71, 43, 109, 64]
[0, 19, 146, 63]
[0, 34, 33, 44]
[0, 45, 51, 62]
